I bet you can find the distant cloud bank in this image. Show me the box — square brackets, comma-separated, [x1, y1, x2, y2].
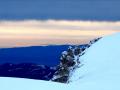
[0, 20, 120, 48]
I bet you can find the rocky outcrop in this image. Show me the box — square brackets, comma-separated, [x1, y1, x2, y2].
[51, 46, 81, 83]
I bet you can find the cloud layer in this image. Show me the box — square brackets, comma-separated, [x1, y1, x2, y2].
[0, 20, 120, 47]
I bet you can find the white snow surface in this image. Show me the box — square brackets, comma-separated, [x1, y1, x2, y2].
[1, 33, 120, 90]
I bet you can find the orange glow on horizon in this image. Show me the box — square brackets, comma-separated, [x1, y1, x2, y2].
[0, 20, 120, 47]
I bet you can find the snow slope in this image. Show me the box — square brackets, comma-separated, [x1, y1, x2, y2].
[1, 33, 120, 90]
[71, 32, 120, 90]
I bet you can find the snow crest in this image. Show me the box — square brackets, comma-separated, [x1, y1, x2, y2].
[1, 33, 120, 90]
[70, 33, 120, 90]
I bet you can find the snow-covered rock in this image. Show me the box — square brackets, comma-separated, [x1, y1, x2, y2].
[1, 33, 120, 90]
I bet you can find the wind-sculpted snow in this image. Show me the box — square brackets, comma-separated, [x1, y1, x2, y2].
[1, 33, 120, 90]
[70, 33, 120, 90]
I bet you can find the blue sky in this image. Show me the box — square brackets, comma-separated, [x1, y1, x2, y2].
[0, 0, 120, 47]
[0, 0, 120, 21]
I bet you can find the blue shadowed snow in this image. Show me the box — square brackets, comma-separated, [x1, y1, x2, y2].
[0, 45, 87, 66]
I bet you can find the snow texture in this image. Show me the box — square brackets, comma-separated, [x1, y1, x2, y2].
[1, 33, 120, 90]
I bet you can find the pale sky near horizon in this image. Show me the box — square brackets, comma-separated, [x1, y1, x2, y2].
[0, 0, 120, 48]
[0, 20, 120, 48]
